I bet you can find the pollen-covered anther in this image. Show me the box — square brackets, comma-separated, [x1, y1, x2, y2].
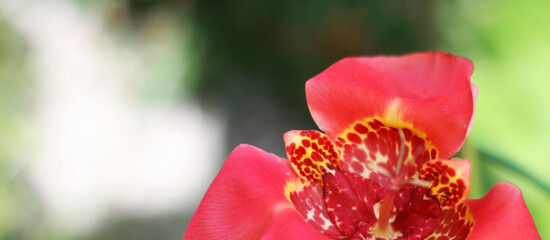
[420, 159, 471, 209]
[284, 130, 340, 185]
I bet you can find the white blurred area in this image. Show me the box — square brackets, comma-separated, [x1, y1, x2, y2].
[0, 0, 222, 234]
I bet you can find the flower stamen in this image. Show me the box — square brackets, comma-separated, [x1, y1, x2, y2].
[373, 190, 397, 238]
[394, 129, 406, 175]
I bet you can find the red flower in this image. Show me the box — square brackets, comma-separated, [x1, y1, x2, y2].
[184, 52, 540, 239]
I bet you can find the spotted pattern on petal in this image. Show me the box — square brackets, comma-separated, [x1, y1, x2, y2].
[391, 185, 443, 240]
[420, 160, 470, 209]
[424, 203, 474, 240]
[334, 118, 437, 187]
[284, 179, 343, 238]
[323, 170, 385, 238]
[284, 130, 339, 185]
[283, 121, 474, 240]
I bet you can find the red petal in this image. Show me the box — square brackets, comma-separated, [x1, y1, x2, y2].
[284, 130, 339, 185]
[322, 170, 382, 237]
[466, 182, 540, 240]
[392, 185, 443, 240]
[306, 52, 476, 158]
[425, 202, 474, 240]
[260, 208, 333, 240]
[420, 159, 471, 209]
[184, 144, 328, 240]
[287, 180, 343, 238]
[467, 83, 479, 135]
[332, 119, 438, 188]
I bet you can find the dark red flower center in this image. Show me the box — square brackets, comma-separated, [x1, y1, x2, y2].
[284, 119, 473, 239]
[322, 170, 442, 239]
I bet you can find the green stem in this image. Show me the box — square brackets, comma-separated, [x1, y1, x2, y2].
[460, 140, 483, 198]
[476, 148, 550, 195]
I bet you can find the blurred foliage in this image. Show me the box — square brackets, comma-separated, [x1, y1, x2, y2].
[84, 213, 190, 240]
[0, 15, 32, 239]
[0, 0, 548, 239]
[187, 0, 442, 157]
[438, 0, 550, 238]
[190, 0, 438, 102]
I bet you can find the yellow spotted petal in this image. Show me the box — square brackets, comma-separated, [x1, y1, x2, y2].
[420, 159, 471, 209]
[284, 130, 339, 186]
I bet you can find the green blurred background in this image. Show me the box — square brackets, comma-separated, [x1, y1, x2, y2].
[0, 0, 548, 239]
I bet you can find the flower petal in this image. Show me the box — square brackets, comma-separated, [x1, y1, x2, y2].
[306, 52, 475, 159]
[392, 185, 443, 240]
[184, 144, 328, 240]
[424, 202, 474, 240]
[322, 170, 382, 237]
[260, 207, 333, 240]
[466, 182, 540, 240]
[467, 83, 479, 135]
[286, 179, 343, 238]
[420, 159, 471, 209]
[332, 119, 437, 188]
[284, 130, 339, 185]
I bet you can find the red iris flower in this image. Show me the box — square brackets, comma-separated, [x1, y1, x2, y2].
[184, 52, 540, 240]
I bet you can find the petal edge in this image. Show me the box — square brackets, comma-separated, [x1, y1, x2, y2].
[466, 182, 540, 240]
[184, 144, 327, 240]
[306, 52, 475, 159]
